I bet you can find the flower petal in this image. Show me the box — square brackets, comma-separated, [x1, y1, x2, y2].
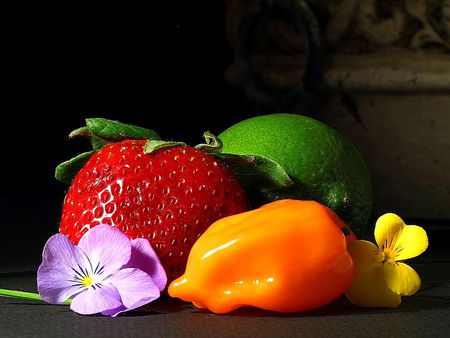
[392, 225, 428, 261]
[374, 213, 405, 252]
[101, 293, 158, 317]
[125, 239, 167, 291]
[345, 263, 401, 308]
[101, 305, 127, 317]
[37, 234, 87, 303]
[70, 283, 122, 315]
[347, 240, 383, 268]
[101, 268, 162, 317]
[108, 268, 160, 309]
[37, 265, 84, 304]
[345, 240, 401, 307]
[78, 224, 131, 276]
[383, 262, 421, 296]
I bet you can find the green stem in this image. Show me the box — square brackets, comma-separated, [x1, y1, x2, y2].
[0, 288, 71, 305]
[195, 131, 223, 153]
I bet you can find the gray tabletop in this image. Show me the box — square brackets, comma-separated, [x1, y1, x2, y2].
[1, 260, 449, 338]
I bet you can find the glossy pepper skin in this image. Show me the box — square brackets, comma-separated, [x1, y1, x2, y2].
[168, 199, 355, 313]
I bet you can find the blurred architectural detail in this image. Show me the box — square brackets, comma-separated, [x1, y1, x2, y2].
[226, 0, 320, 108]
[320, 0, 450, 50]
[225, 0, 450, 221]
[226, 0, 449, 103]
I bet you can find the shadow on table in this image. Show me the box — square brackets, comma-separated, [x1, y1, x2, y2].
[189, 281, 450, 318]
[121, 297, 193, 316]
[113, 280, 450, 318]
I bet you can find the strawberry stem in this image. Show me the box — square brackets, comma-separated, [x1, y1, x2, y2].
[195, 131, 223, 153]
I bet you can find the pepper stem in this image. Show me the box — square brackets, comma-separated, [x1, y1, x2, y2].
[0, 288, 71, 304]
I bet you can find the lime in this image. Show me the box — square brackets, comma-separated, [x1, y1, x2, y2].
[218, 113, 372, 236]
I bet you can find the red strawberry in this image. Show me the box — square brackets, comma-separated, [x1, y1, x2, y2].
[59, 139, 247, 282]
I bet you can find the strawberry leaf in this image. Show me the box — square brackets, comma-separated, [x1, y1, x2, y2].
[57, 119, 162, 184]
[144, 140, 187, 154]
[69, 126, 108, 151]
[85, 118, 160, 141]
[55, 151, 95, 184]
[89, 136, 110, 151]
[215, 153, 294, 194]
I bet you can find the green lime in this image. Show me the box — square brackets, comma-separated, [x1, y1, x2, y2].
[218, 113, 372, 236]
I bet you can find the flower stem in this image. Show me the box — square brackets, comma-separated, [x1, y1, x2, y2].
[0, 288, 71, 304]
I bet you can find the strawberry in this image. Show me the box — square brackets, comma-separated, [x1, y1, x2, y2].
[57, 119, 247, 282]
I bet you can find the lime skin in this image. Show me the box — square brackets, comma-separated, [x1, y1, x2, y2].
[219, 113, 372, 236]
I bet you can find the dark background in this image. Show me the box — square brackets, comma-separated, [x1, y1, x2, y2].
[1, 3, 448, 271]
[1, 3, 256, 270]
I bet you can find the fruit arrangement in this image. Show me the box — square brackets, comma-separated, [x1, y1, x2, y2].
[0, 114, 428, 316]
[56, 116, 364, 282]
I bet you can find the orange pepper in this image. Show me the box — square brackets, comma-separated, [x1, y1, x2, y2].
[168, 199, 354, 313]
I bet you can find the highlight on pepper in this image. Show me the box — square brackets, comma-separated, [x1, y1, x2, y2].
[345, 213, 428, 308]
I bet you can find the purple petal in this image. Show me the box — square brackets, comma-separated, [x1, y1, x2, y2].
[109, 268, 160, 308]
[101, 305, 127, 317]
[37, 234, 87, 303]
[101, 295, 155, 317]
[101, 267, 161, 317]
[78, 224, 131, 277]
[125, 238, 167, 291]
[38, 265, 83, 304]
[70, 283, 122, 315]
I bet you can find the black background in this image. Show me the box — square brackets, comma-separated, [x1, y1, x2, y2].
[1, 3, 256, 269]
[2, 3, 448, 270]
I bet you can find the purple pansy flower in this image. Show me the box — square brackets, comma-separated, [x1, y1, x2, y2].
[37, 224, 167, 316]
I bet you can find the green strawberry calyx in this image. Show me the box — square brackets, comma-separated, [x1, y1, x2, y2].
[196, 132, 295, 204]
[69, 118, 161, 149]
[56, 118, 161, 184]
[144, 140, 187, 154]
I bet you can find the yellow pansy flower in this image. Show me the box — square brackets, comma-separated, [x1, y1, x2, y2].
[345, 213, 428, 307]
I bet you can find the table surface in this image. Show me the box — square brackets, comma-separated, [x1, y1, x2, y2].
[1, 257, 449, 338]
[1, 227, 450, 338]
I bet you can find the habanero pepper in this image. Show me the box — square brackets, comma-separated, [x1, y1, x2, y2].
[168, 199, 355, 313]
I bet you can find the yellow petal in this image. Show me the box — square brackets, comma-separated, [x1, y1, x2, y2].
[375, 214, 428, 261]
[374, 213, 405, 252]
[383, 262, 421, 296]
[345, 262, 401, 308]
[348, 240, 383, 269]
[393, 225, 428, 261]
[345, 240, 401, 307]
